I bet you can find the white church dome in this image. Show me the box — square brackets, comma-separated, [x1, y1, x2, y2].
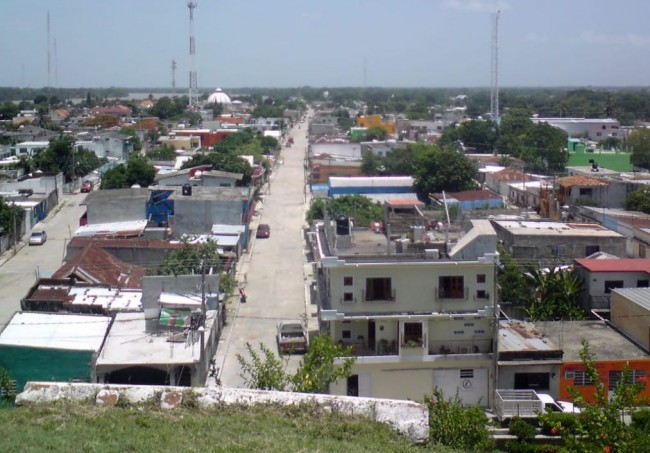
[207, 88, 231, 104]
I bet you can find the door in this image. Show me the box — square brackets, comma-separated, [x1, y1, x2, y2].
[368, 320, 376, 352]
[347, 375, 359, 397]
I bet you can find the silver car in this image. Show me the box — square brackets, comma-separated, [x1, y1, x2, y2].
[29, 231, 47, 246]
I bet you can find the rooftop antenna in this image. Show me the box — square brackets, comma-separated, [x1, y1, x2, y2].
[187, 2, 199, 109]
[363, 56, 367, 88]
[47, 11, 51, 88]
[490, 11, 500, 124]
[172, 59, 177, 91]
[53, 35, 58, 87]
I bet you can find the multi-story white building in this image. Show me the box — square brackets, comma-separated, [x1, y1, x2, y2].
[310, 219, 499, 405]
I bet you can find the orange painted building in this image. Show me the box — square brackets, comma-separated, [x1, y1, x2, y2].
[559, 359, 650, 403]
[355, 115, 396, 135]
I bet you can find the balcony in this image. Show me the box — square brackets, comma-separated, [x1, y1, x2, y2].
[339, 338, 398, 356]
[434, 287, 469, 300]
[429, 340, 490, 356]
[362, 289, 396, 303]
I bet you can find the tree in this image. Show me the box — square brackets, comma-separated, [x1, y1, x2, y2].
[146, 144, 177, 161]
[159, 238, 222, 276]
[364, 126, 388, 141]
[524, 265, 586, 321]
[237, 336, 355, 394]
[100, 156, 156, 189]
[425, 388, 494, 451]
[522, 122, 568, 174]
[555, 341, 648, 452]
[125, 155, 156, 187]
[625, 187, 650, 214]
[306, 195, 384, 227]
[412, 146, 477, 200]
[291, 335, 355, 393]
[454, 119, 497, 152]
[0, 197, 25, 242]
[0, 102, 19, 120]
[181, 152, 253, 186]
[629, 128, 650, 170]
[497, 246, 534, 306]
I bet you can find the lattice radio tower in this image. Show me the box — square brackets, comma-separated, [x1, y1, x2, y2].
[490, 11, 500, 124]
[187, 2, 199, 108]
[47, 11, 51, 88]
[172, 59, 177, 91]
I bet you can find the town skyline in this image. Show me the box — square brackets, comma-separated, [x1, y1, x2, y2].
[1, 0, 650, 89]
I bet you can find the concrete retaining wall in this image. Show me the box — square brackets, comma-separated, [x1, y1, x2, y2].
[16, 382, 429, 444]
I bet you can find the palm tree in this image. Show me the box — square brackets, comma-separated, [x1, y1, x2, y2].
[524, 265, 585, 321]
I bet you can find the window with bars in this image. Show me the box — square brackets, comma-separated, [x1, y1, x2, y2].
[565, 370, 593, 386]
[608, 370, 646, 390]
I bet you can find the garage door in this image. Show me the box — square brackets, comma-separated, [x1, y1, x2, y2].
[433, 368, 488, 406]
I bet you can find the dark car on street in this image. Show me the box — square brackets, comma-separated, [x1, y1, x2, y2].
[80, 180, 94, 193]
[256, 224, 271, 238]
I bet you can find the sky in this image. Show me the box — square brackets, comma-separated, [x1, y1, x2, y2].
[1, 0, 650, 89]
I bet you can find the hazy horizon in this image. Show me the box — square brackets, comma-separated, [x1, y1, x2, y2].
[2, 0, 649, 89]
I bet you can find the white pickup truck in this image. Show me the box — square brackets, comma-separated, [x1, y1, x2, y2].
[494, 389, 580, 422]
[276, 321, 308, 354]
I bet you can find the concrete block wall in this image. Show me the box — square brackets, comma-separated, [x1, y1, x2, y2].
[16, 382, 429, 444]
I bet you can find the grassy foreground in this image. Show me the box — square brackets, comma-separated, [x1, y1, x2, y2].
[0, 403, 440, 453]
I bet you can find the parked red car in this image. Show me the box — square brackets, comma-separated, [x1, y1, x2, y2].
[256, 224, 271, 238]
[80, 180, 94, 193]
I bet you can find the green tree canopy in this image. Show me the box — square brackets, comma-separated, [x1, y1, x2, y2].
[146, 144, 177, 161]
[31, 136, 102, 182]
[364, 126, 388, 141]
[100, 155, 156, 190]
[306, 195, 384, 227]
[629, 127, 650, 170]
[0, 102, 19, 120]
[412, 146, 477, 199]
[0, 197, 25, 240]
[159, 238, 222, 276]
[625, 187, 650, 214]
[181, 152, 252, 186]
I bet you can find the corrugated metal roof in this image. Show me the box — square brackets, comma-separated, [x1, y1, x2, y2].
[329, 176, 413, 188]
[0, 312, 110, 351]
[613, 287, 650, 311]
[75, 220, 148, 238]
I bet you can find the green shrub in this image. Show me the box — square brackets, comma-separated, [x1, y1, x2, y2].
[424, 387, 494, 451]
[631, 409, 650, 430]
[538, 411, 579, 435]
[508, 417, 537, 442]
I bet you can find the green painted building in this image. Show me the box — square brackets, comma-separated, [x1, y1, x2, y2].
[567, 138, 632, 172]
[0, 312, 111, 391]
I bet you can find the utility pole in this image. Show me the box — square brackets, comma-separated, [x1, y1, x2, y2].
[12, 201, 18, 256]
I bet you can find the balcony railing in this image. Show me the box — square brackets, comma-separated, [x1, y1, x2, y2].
[339, 338, 399, 356]
[435, 287, 469, 300]
[361, 289, 396, 302]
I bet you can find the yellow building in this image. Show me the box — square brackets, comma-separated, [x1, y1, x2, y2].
[355, 115, 396, 135]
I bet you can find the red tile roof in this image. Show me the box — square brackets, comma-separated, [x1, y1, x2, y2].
[575, 258, 650, 273]
[68, 237, 185, 249]
[490, 168, 531, 182]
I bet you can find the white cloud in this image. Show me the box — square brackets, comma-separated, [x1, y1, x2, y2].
[442, 0, 509, 13]
[524, 32, 549, 43]
[580, 30, 650, 48]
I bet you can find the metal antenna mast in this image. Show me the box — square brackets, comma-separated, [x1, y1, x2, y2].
[187, 2, 198, 109]
[490, 11, 500, 124]
[172, 59, 177, 91]
[47, 11, 51, 88]
[54, 35, 58, 87]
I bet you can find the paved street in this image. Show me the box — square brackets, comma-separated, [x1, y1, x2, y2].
[0, 192, 87, 326]
[213, 112, 314, 387]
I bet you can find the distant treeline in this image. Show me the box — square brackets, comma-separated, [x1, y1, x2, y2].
[0, 87, 129, 102]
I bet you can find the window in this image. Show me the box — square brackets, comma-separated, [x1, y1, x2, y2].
[439, 276, 465, 299]
[514, 373, 550, 391]
[343, 276, 353, 286]
[579, 188, 593, 197]
[453, 330, 465, 335]
[403, 322, 423, 344]
[585, 245, 600, 256]
[474, 329, 485, 334]
[570, 370, 593, 386]
[638, 280, 649, 288]
[343, 292, 354, 303]
[460, 369, 474, 379]
[365, 278, 393, 301]
[476, 274, 486, 284]
[476, 290, 488, 299]
[341, 330, 351, 340]
[464, 322, 475, 327]
[609, 370, 645, 390]
[604, 280, 625, 294]
[552, 245, 566, 257]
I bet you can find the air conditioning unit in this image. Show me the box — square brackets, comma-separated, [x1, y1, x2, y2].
[425, 249, 440, 260]
[459, 346, 470, 354]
